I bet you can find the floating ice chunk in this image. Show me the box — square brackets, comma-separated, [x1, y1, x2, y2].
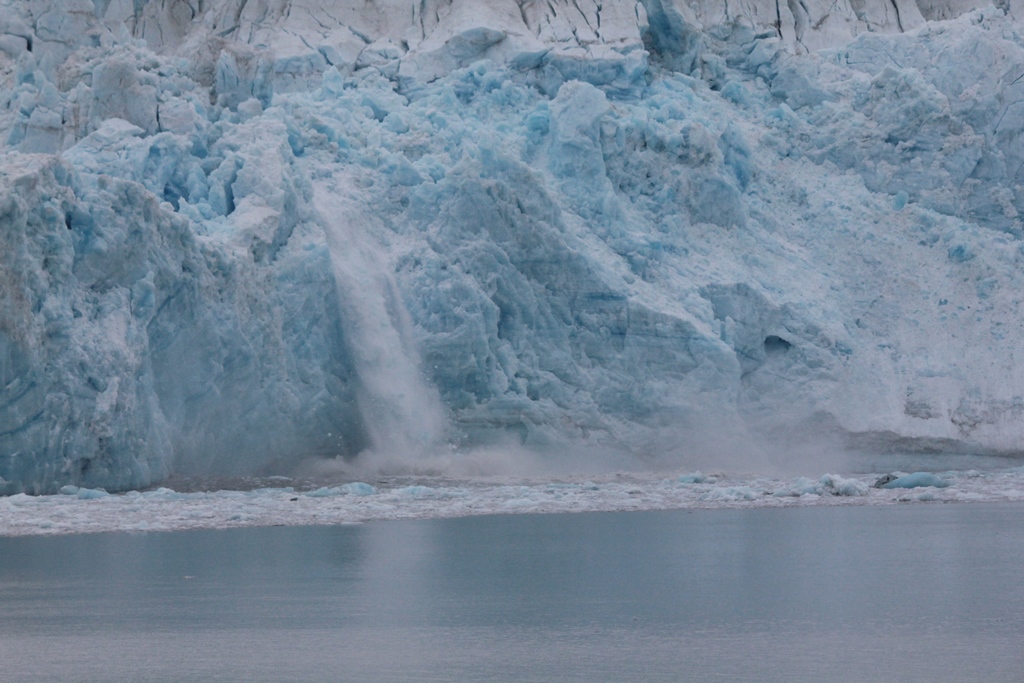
[678, 472, 709, 484]
[394, 486, 434, 498]
[700, 486, 759, 502]
[59, 485, 79, 496]
[306, 482, 377, 497]
[880, 473, 951, 489]
[873, 473, 901, 488]
[143, 488, 186, 501]
[341, 482, 377, 496]
[245, 488, 295, 497]
[305, 487, 339, 497]
[502, 497, 537, 509]
[76, 488, 110, 500]
[772, 475, 867, 498]
[819, 474, 868, 497]
[773, 477, 823, 497]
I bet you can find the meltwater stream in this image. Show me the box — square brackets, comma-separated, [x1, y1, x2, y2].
[2, 503, 1022, 682]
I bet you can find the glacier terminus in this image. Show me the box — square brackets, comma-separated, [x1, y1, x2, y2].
[4, 0, 1024, 494]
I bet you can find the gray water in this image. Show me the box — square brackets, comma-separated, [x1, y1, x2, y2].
[1, 503, 1023, 682]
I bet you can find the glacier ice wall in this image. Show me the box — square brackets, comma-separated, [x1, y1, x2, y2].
[4, 0, 1024, 493]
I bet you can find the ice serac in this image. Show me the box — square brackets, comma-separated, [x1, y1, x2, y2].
[1, 139, 366, 494]
[3, 0, 1024, 493]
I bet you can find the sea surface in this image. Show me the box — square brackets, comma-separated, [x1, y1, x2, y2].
[2, 503, 1023, 682]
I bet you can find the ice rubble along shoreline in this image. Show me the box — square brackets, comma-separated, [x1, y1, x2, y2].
[5, 0, 1024, 494]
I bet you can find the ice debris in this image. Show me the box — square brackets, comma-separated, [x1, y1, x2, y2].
[306, 482, 377, 497]
[4, 465, 1023, 537]
[819, 474, 869, 497]
[878, 472, 952, 489]
[774, 474, 868, 497]
[700, 486, 760, 502]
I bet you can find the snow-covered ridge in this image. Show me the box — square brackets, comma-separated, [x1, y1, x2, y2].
[6, 1, 1015, 92]
[90, 0, 1024, 61]
[4, 1, 1024, 494]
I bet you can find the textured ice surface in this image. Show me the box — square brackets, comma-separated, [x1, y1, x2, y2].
[4, 1, 1024, 493]
[880, 471, 952, 488]
[2, 465, 1024, 536]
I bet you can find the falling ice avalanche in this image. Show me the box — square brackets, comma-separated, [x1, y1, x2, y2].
[4, 0, 1024, 496]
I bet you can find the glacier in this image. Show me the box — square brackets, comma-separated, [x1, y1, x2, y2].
[4, 0, 1024, 494]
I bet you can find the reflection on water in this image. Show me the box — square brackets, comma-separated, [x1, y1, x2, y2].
[2, 504, 1023, 682]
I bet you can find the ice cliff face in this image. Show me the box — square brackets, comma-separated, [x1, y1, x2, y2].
[3, 0, 1024, 493]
